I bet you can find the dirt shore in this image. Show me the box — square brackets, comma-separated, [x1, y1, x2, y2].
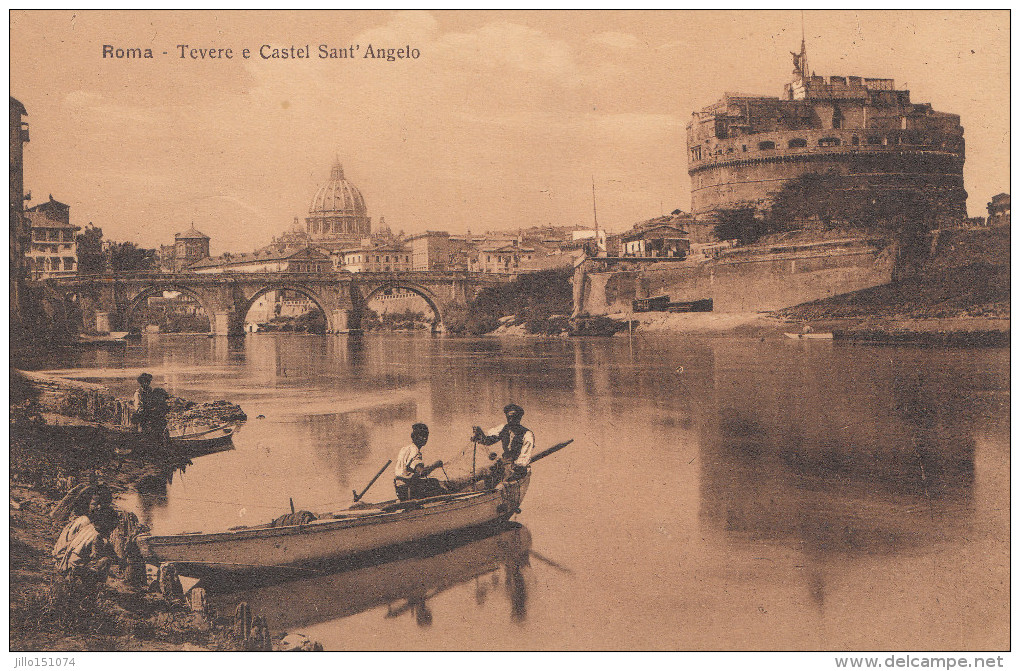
[8, 369, 271, 652]
[610, 311, 1010, 342]
[8, 420, 257, 651]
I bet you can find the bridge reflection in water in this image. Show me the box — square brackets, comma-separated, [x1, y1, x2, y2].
[209, 523, 534, 635]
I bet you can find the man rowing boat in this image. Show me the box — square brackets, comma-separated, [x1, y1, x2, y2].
[472, 403, 535, 483]
[393, 423, 447, 501]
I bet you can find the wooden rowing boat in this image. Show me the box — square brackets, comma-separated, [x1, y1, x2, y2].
[167, 424, 235, 452]
[138, 473, 530, 571]
[784, 332, 834, 340]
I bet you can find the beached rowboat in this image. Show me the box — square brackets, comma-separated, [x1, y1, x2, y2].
[784, 332, 834, 340]
[167, 424, 235, 452]
[138, 473, 530, 571]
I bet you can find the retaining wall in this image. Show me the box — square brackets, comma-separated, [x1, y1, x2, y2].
[576, 238, 896, 315]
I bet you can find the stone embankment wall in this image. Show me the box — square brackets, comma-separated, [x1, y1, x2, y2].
[575, 237, 896, 315]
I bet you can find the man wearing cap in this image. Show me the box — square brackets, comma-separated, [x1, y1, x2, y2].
[393, 423, 446, 501]
[131, 372, 170, 444]
[471, 404, 535, 483]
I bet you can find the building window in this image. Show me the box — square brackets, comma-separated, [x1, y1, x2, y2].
[758, 141, 776, 150]
[818, 137, 841, 147]
[851, 136, 860, 146]
[787, 138, 807, 148]
[867, 135, 883, 145]
[741, 145, 748, 152]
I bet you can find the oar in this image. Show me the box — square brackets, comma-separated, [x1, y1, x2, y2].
[530, 550, 573, 574]
[353, 460, 392, 503]
[530, 439, 574, 464]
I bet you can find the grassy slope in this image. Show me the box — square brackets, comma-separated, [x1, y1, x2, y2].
[777, 227, 1010, 321]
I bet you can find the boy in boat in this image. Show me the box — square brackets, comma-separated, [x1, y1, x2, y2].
[393, 423, 447, 501]
[131, 372, 170, 445]
[472, 403, 535, 484]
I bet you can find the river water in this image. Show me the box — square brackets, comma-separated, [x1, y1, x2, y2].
[28, 333, 1010, 651]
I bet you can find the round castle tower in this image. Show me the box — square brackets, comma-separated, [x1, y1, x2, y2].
[686, 41, 967, 226]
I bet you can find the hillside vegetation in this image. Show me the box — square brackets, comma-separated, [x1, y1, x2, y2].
[778, 227, 1010, 321]
[445, 268, 574, 335]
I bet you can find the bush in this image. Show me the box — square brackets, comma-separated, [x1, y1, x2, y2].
[571, 316, 631, 336]
[525, 316, 571, 335]
[448, 268, 573, 335]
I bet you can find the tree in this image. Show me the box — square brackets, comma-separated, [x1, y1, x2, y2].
[766, 171, 954, 240]
[75, 224, 106, 274]
[713, 207, 779, 245]
[108, 241, 156, 272]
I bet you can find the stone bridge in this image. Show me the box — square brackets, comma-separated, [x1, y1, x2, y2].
[50, 270, 513, 335]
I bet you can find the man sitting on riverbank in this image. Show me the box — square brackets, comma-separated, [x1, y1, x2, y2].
[393, 423, 447, 501]
[131, 373, 170, 445]
[472, 404, 535, 485]
[53, 506, 119, 587]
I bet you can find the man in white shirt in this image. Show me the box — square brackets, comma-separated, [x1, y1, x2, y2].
[393, 423, 445, 501]
[471, 404, 535, 483]
[53, 507, 118, 586]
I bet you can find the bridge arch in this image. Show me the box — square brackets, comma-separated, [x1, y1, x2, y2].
[122, 284, 216, 333]
[359, 282, 445, 333]
[240, 284, 336, 334]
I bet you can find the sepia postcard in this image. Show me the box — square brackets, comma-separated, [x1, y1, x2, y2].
[8, 10, 1010, 666]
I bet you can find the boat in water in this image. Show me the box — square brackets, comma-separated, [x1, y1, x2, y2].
[139, 473, 531, 572]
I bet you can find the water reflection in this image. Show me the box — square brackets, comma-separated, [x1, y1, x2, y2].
[698, 356, 975, 617]
[699, 342, 977, 557]
[210, 524, 533, 632]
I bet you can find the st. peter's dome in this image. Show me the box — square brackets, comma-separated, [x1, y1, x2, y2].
[305, 160, 372, 246]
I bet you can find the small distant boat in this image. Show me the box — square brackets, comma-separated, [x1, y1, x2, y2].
[784, 332, 834, 340]
[167, 424, 235, 452]
[73, 334, 128, 348]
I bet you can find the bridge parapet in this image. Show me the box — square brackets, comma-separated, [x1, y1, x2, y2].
[55, 269, 517, 285]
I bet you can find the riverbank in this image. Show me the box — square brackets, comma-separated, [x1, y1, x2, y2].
[484, 310, 1010, 345]
[605, 311, 1009, 344]
[9, 426, 244, 650]
[8, 371, 281, 651]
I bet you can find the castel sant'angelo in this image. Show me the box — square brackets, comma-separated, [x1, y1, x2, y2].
[686, 39, 967, 226]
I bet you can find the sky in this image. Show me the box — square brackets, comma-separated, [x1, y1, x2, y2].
[11, 10, 1010, 255]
